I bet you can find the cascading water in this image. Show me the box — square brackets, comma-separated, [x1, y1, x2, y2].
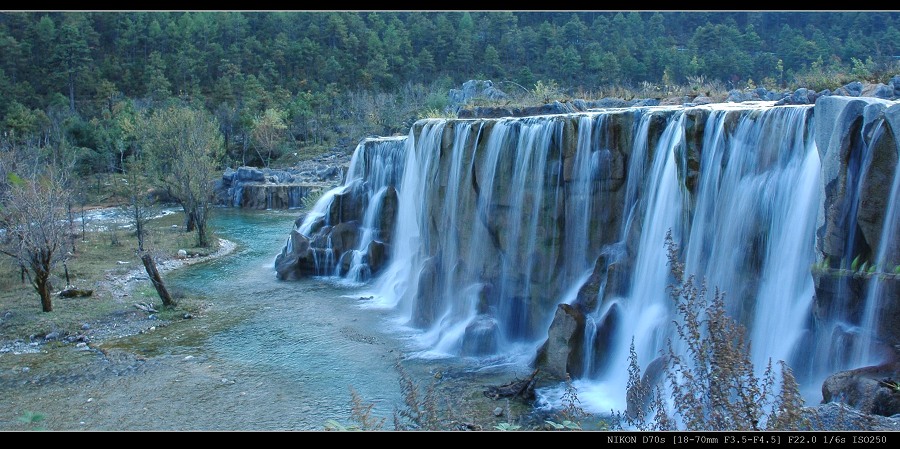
[852, 123, 900, 368]
[281, 98, 900, 418]
[582, 110, 688, 404]
[372, 116, 573, 358]
[289, 136, 407, 278]
[544, 103, 824, 413]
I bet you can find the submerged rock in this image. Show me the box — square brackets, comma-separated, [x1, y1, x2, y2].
[460, 315, 501, 356]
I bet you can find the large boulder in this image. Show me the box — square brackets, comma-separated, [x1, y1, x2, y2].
[447, 80, 508, 115]
[866, 83, 895, 100]
[726, 89, 751, 103]
[805, 402, 900, 430]
[891, 75, 900, 97]
[834, 81, 864, 97]
[274, 230, 314, 280]
[328, 186, 364, 225]
[460, 314, 501, 356]
[822, 361, 900, 417]
[329, 220, 360, 257]
[535, 303, 585, 379]
[365, 240, 387, 274]
[235, 166, 266, 183]
[411, 257, 441, 328]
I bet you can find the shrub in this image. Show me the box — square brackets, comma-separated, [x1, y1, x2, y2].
[617, 230, 809, 431]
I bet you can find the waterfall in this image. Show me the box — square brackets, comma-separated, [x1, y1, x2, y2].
[853, 124, 900, 368]
[279, 99, 899, 415]
[604, 110, 688, 389]
[291, 136, 407, 277]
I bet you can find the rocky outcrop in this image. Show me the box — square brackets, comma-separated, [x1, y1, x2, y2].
[274, 230, 315, 280]
[822, 361, 900, 417]
[812, 96, 900, 360]
[805, 402, 900, 430]
[274, 136, 407, 281]
[216, 148, 351, 209]
[461, 315, 502, 356]
[535, 303, 585, 379]
[458, 97, 660, 119]
[217, 166, 339, 209]
[447, 79, 508, 116]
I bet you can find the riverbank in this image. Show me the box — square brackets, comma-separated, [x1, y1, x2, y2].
[3, 208, 898, 431]
[0, 237, 237, 356]
[0, 207, 236, 354]
[98, 237, 237, 304]
[0, 208, 540, 431]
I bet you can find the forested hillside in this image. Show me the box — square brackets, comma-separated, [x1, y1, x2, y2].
[1, 11, 898, 172]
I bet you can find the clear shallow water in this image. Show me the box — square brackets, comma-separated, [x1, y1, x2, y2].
[0, 208, 533, 431]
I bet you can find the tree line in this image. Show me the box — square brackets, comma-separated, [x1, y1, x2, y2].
[2, 11, 899, 173]
[1, 11, 898, 313]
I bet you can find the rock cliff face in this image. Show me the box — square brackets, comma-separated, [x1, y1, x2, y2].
[274, 136, 406, 281]
[215, 149, 350, 209]
[277, 98, 900, 414]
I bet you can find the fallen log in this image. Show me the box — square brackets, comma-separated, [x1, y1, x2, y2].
[483, 368, 539, 400]
[58, 288, 93, 298]
[134, 302, 159, 314]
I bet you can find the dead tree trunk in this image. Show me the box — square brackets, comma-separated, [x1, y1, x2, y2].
[141, 253, 176, 307]
[483, 368, 539, 400]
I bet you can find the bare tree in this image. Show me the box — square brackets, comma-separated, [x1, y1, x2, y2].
[115, 155, 154, 252]
[0, 152, 73, 312]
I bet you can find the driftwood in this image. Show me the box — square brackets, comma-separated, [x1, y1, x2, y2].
[58, 288, 93, 298]
[140, 253, 176, 307]
[483, 369, 539, 400]
[134, 302, 159, 313]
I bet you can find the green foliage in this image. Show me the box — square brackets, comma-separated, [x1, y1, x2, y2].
[531, 79, 564, 104]
[6, 172, 24, 187]
[421, 108, 455, 119]
[0, 11, 896, 181]
[544, 419, 581, 430]
[251, 107, 288, 168]
[493, 422, 522, 431]
[850, 57, 876, 81]
[791, 57, 856, 93]
[138, 104, 222, 247]
[17, 410, 46, 430]
[300, 187, 325, 211]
